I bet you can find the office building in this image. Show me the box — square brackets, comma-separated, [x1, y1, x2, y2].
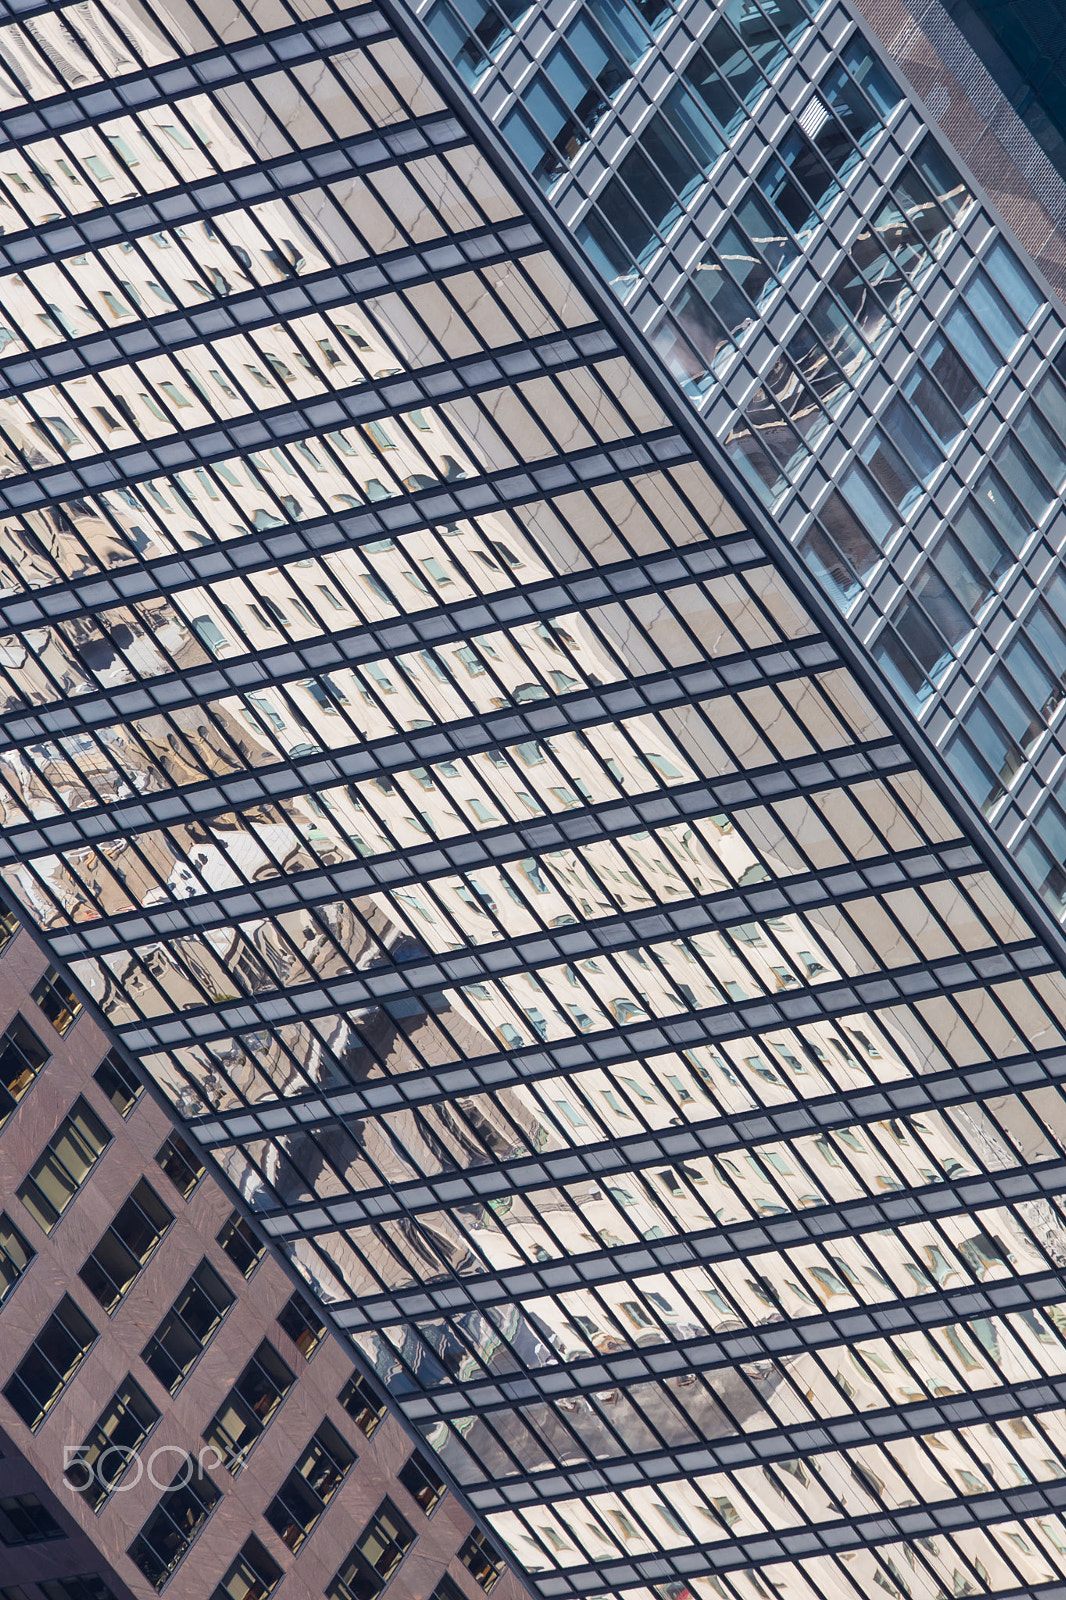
[410, 0, 1066, 909]
[0, 0, 1064, 1599]
[0, 921, 514, 1598]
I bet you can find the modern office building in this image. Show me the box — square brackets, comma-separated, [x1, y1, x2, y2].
[0, 2, 1065, 1600]
[411, 0, 1066, 909]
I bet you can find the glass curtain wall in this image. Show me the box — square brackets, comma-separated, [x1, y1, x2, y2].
[410, 0, 1066, 935]
[4, 6, 1066, 1600]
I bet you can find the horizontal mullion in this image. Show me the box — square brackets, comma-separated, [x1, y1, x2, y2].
[533, 1473, 1066, 1594]
[0, 321, 611, 506]
[0, 219, 541, 400]
[0, 533, 733, 743]
[226, 1071, 1053, 1236]
[0, 0, 365, 32]
[393, 1261, 1066, 1414]
[269, 1152, 1066, 1289]
[68, 828, 972, 960]
[609, 1581, 1063, 1600]
[469, 1373, 1066, 1507]
[80, 875, 1050, 1012]
[1, 423, 683, 579]
[107, 925, 1053, 1061]
[74, 848, 980, 1019]
[0, 8, 390, 155]
[0, 108, 466, 278]
[192, 1034, 1066, 1160]
[0, 422, 698, 637]
[13, 629, 821, 859]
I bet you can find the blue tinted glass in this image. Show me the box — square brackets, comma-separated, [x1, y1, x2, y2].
[663, 83, 725, 167]
[586, 0, 649, 60]
[501, 105, 547, 170]
[964, 273, 1023, 356]
[426, 2, 489, 83]
[841, 39, 902, 119]
[577, 210, 638, 296]
[984, 239, 1043, 324]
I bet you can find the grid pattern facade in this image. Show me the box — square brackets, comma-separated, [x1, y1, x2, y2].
[405, 0, 1066, 924]
[4, 4, 1066, 1600]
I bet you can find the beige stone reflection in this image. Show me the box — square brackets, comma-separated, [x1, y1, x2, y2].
[0, 16, 1063, 1594]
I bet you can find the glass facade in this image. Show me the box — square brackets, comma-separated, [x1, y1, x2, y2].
[3, 3, 1066, 1600]
[411, 0, 1066, 922]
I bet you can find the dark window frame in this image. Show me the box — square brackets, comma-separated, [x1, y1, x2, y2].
[31, 967, 82, 1036]
[66, 1376, 160, 1512]
[202, 1340, 295, 1474]
[0, 1212, 34, 1307]
[264, 1419, 355, 1552]
[458, 1529, 506, 1593]
[217, 1209, 264, 1278]
[3, 1294, 98, 1431]
[209, 1535, 282, 1600]
[328, 1498, 416, 1600]
[154, 1132, 204, 1198]
[399, 1450, 447, 1516]
[277, 1289, 326, 1359]
[127, 1458, 221, 1591]
[92, 1052, 142, 1117]
[78, 1179, 172, 1314]
[339, 1371, 386, 1438]
[0, 1016, 50, 1122]
[0, 1493, 64, 1545]
[142, 1258, 235, 1394]
[18, 1098, 111, 1235]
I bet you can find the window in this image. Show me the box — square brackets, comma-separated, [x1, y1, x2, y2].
[210, 1536, 282, 1600]
[19, 1099, 111, 1234]
[142, 1259, 234, 1393]
[329, 1500, 416, 1600]
[339, 1372, 387, 1437]
[580, 108, 714, 275]
[217, 1210, 264, 1277]
[264, 1420, 355, 1551]
[67, 1378, 160, 1511]
[0, 909, 18, 954]
[92, 1052, 141, 1116]
[3, 1295, 97, 1429]
[79, 1180, 172, 1313]
[128, 1459, 221, 1590]
[0, 1494, 63, 1544]
[277, 1290, 326, 1358]
[459, 1530, 506, 1592]
[944, 710, 1018, 818]
[1026, 801, 1066, 920]
[431, 1580, 467, 1600]
[0, 1017, 50, 1119]
[425, 0, 530, 85]
[155, 1132, 204, 1198]
[31, 968, 81, 1035]
[0, 1213, 33, 1306]
[202, 1341, 295, 1472]
[399, 1451, 447, 1515]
